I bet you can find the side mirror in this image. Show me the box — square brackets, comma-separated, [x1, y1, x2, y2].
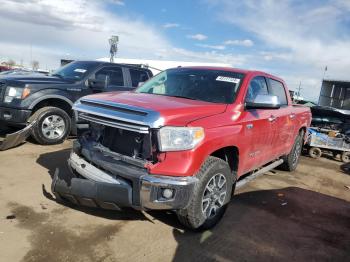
[137, 81, 145, 87]
[245, 94, 280, 110]
[88, 74, 109, 90]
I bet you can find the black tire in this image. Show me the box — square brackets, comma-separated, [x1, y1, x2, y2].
[28, 106, 71, 145]
[176, 156, 234, 230]
[341, 151, 350, 163]
[279, 131, 304, 171]
[309, 147, 322, 159]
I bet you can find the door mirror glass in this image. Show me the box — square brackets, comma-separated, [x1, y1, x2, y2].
[88, 74, 109, 90]
[245, 94, 280, 109]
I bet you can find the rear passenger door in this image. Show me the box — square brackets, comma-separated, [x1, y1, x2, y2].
[94, 66, 130, 91]
[267, 78, 295, 158]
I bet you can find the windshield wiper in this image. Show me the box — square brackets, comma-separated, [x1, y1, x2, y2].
[168, 95, 199, 101]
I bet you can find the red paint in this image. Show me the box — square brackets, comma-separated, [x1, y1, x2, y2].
[86, 68, 311, 178]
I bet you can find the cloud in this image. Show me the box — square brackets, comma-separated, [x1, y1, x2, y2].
[107, 0, 125, 6]
[163, 23, 180, 29]
[187, 34, 208, 41]
[196, 44, 226, 50]
[207, 0, 350, 101]
[224, 39, 254, 47]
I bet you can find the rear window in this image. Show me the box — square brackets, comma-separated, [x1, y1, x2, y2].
[130, 69, 149, 87]
[269, 79, 288, 105]
[136, 68, 245, 104]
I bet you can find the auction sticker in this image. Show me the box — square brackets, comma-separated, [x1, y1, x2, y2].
[216, 76, 240, 84]
[74, 69, 87, 73]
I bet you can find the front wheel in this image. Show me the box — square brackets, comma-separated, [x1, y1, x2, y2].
[176, 156, 234, 230]
[29, 106, 71, 145]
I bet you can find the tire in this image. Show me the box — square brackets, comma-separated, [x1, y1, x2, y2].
[279, 131, 304, 171]
[28, 106, 71, 145]
[341, 151, 350, 163]
[309, 147, 322, 159]
[176, 156, 234, 230]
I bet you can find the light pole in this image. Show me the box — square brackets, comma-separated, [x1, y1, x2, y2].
[109, 35, 119, 63]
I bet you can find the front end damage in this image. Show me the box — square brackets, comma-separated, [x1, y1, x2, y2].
[51, 98, 197, 211]
[0, 121, 36, 150]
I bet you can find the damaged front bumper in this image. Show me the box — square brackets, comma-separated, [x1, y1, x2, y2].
[0, 121, 36, 150]
[51, 151, 197, 211]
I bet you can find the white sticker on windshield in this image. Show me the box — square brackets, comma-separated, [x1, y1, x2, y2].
[74, 69, 87, 73]
[216, 76, 240, 84]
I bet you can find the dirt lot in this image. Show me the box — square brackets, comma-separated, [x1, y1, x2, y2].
[0, 139, 349, 262]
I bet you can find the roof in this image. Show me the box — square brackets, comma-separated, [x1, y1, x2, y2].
[323, 79, 350, 84]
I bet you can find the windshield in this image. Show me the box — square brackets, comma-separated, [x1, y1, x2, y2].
[51, 61, 98, 80]
[136, 68, 245, 104]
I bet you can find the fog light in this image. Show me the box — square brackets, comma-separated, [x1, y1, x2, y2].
[162, 188, 174, 199]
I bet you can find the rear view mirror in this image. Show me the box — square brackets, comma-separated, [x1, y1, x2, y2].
[88, 74, 109, 90]
[245, 94, 280, 110]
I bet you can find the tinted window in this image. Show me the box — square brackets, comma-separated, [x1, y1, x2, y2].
[246, 76, 269, 102]
[269, 79, 288, 105]
[130, 69, 149, 87]
[136, 69, 245, 104]
[95, 67, 124, 86]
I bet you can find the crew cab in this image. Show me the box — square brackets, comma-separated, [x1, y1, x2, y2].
[0, 61, 152, 145]
[52, 67, 311, 229]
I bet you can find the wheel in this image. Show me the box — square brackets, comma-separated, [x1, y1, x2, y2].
[309, 147, 322, 159]
[279, 131, 304, 171]
[176, 156, 234, 230]
[28, 106, 71, 145]
[341, 151, 350, 163]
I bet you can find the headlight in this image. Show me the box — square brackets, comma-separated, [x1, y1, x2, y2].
[4, 86, 30, 103]
[158, 126, 205, 151]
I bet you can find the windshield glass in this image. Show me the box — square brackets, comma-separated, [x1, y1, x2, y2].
[51, 61, 98, 80]
[136, 68, 245, 104]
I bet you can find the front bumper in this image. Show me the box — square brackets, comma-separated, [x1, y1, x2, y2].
[0, 106, 32, 126]
[51, 152, 197, 211]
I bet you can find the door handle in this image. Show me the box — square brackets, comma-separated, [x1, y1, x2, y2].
[268, 115, 278, 122]
[289, 113, 296, 119]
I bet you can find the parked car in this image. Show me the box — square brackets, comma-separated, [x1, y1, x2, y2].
[52, 67, 311, 229]
[0, 61, 152, 145]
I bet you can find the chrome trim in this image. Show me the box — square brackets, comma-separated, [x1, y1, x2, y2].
[69, 152, 122, 184]
[140, 175, 197, 210]
[79, 113, 149, 133]
[73, 98, 164, 130]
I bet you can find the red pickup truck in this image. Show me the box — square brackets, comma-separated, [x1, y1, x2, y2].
[52, 67, 311, 229]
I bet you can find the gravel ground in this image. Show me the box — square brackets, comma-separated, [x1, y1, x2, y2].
[0, 137, 349, 262]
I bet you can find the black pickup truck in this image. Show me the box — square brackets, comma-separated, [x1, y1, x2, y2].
[0, 61, 152, 146]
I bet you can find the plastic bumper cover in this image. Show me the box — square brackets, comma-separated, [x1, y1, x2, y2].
[51, 152, 197, 211]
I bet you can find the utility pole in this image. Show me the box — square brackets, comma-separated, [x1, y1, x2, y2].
[109, 35, 119, 63]
[297, 81, 302, 97]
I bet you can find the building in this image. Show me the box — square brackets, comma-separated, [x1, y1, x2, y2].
[318, 79, 350, 111]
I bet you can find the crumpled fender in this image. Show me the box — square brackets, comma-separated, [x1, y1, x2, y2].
[0, 121, 36, 150]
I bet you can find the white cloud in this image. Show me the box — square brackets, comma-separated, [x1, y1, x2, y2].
[196, 44, 226, 50]
[163, 23, 180, 29]
[207, 0, 350, 101]
[187, 34, 208, 41]
[108, 0, 125, 6]
[224, 39, 254, 47]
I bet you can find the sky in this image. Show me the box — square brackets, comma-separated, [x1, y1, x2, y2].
[0, 0, 349, 101]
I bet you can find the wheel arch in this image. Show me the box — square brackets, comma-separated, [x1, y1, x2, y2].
[209, 146, 239, 178]
[29, 96, 74, 117]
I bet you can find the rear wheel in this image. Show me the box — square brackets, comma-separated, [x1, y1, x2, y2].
[176, 156, 234, 230]
[309, 147, 322, 159]
[279, 131, 304, 171]
[29, 106, 71, 145]
[341, 151, 350, 163]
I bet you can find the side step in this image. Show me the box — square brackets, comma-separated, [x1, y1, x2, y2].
[236, 159, 284, 189]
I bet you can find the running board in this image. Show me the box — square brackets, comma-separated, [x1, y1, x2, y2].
[236, 159, 284, 189]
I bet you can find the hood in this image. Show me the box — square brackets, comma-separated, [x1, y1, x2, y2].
[0, 74, 74, 86]
[82, 91, 227, 126]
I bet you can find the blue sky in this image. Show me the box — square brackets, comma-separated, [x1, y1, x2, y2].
[0, 0, 349, 101]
